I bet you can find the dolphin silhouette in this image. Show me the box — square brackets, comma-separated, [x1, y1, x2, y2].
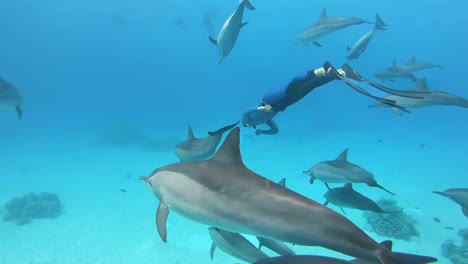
[433, 188, 468, 218]
[298, 8, 372, 47]
[0, 78, 23, 119]
[208, 0, 255, 63]
[346, 14, 388, 61]
[303, 148, 395, 195]
[369, 78, 468, 115]
[394, 56, 442, 72]
[140, 128, 401, 264]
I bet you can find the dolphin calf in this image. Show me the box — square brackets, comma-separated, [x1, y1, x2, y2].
[174, 121, 238, 162]
[369, 78, 468, 115]
[298, 8, 372, 47]
[208, 0, 255, 63]
[140, 127, 401, 264]
[346, 14, 387, 60]
[303, 148, 395, 195]
[433, 188, 468, 218]
[394, 56, 442, 72]
[208, 227, 268, 263]
[324, 184, 403, 215]
[0, 78, 23, 119]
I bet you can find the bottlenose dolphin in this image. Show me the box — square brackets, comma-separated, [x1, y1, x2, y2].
[433, 188, 468, 218]
[140, 127, 401, 264]
[303, 148, 395, 195]
[298, 8, 372, 47]
[208, 0, 255, 63]
[346, 14, 387, 61]
[374, 64, 417, 82]
[174, 121, 238, 162]
[0, 78, 23, 119]
[324, 184, 403, 215]
[208, 227, 268, 263]
[257, 236, 295, 256]
[253, 244, 437, 264]
[394, 56, 442, 72]
[369, 78, 468, 115]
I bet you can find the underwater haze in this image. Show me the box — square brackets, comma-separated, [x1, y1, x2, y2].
[1, 0, 467, 263]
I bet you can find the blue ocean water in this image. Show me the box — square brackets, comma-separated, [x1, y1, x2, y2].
[1, 0, 467, 263]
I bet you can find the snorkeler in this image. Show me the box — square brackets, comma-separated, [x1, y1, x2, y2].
[240, 61, 429, 136]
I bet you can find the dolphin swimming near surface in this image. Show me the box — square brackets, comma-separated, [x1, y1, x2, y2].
[140, 127, 402, 264]
[208, 227, 268, 263]
[0, 78, 23, 119]
[346, 14, 388, 61]
[394, 56, 442, 72]
[324, 183, 403, 215]
[369, 78, 468, 115]
[298, 8, 372, 47]
[208, 0, 255, 63]
[174, 121, 238, 162]
[303, 148, 395, 195]
[433, 188, 468, 218]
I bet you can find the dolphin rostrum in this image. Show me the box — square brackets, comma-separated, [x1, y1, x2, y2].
[140, 127, 401, 264]
[433, 188, 468, 218]
[369, 78, 468, 115]
[208, 0, 255, 63]
[208, 227, 268, 263]
[0, 78, 23, 119]
[324, 184, 403, 215]
[298, 8, 372, 47]
[346, 14, 387, 61]
[303, 148, 395, 195]
[174, 121, 238, 162]
[394, 56, 442, 72]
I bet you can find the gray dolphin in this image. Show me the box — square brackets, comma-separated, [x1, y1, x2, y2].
[139, 127, 401, 264]
[374, 62, 417, 82]
[346, 14, 387, 61]
[0, 78, 23, 119]
[303, 148, 395, 196]
[208, 0, 255, 63]
[298, 8, 372, 47]
[208, 227, 268, 263]
[174, 121, 238, 162]
[433, 188, 468, 218]
[394, 56, 442, 72]
[324, 183, 403, 215]
[253, 243, 437, 264]
[369, 78, 468, 115]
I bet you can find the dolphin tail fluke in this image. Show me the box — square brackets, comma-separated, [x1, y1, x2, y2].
[371, 182, 396, 196]
[15, 106, 22, 119]
[241, 0, 256, 10]
[375, 14, 388, 30]
[208, 121, 239, 136]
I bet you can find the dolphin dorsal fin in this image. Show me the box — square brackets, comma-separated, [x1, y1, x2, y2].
[278, 178, 287, 188]
[187, 125, 196, 140]
[210, 127, 244, 166]
[380, 240, 393, 251]
[335, 148, 349, 161]
[320, 8, 327, 21]
[411, 78, 430, 91]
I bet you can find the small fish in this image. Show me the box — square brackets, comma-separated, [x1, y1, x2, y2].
[420, 144, 426, 148]
[377, 139, 383, 143]
[432, 217, 440, 223]
[445, 226, 454, 230]
[120, 188, 127, 193]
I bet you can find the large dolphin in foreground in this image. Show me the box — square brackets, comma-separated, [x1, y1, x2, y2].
[324, 184, 403, 215]
[208, 0, 255, 63]
[0, 78, 23, 119]
[433, 188, 468, 218]
[208, 227, 268, 263]
[140, 127, 402, 264]
[174, 121, 238, 162]
[303, 148, 395, 195]
[394, 56, 442, 72]
[346, 14, 387, 61]
[369, 78, 468, 115]
[298, 8, 372, 47]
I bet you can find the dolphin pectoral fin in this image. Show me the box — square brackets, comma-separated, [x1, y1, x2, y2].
[462, 207, 468, 217]
[156, 202, 170, 242]
[208, 36, 217, 46]
[15, 106, 22, 119]
[313, 42, 322, 47]
[339, 207, 347, 215]
[309, 176, 315, 184]
[324, 183, 332, 191]
[241, 21, 249, 28]
[210, 243, 216, 260]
